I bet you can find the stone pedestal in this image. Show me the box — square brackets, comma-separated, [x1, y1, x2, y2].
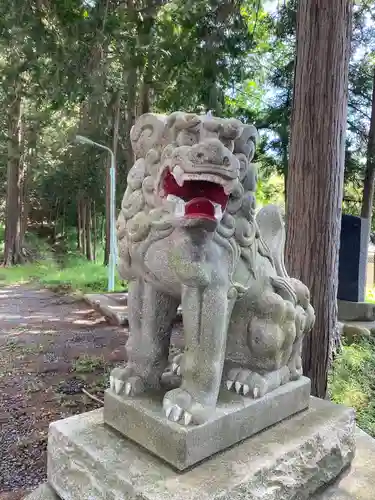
[25, 397, 357, 500]
[104, 377, 311, 470]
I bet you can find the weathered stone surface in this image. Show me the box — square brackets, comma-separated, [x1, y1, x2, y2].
[313, 428, 375, 499]
[338, 300, 375, 322]
[26, 424, 375, 500]
[112, 112, 315, 427]
[48, 397, 355, 500]
[23, 483, 60, 500]
[83, 293, 129, 326]
[341, 323, 372, 343]
[104, 376, 311, 470]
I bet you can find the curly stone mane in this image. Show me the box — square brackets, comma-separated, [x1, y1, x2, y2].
[117, 112, 271, 285]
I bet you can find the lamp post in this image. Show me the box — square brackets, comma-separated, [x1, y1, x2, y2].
[75, 135, 116, 292]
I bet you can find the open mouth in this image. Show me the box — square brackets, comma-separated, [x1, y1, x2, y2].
[161, 170, 230, 222]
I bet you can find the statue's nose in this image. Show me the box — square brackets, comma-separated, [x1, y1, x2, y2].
[192, 139, 230, 165]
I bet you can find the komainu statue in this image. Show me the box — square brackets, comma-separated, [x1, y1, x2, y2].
[112, 112, 315, 426]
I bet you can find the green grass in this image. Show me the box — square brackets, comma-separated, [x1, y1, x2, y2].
[0, 226, 125, 294]
[329, 337, 375, 437]
[0, 253, 125, 293]
[72, 354, 106, 373]
[366, 288, 375, 303]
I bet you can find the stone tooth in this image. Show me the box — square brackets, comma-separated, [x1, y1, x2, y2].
[224, 179, 236, 195]
[214, 203, 223, 221]
[174, 200, 185, 218]
[243, 384, 250, 396]
[226, 380, 234, 390]
[125, 382, 132, 396]
[172, 165, 185, 187]
[167, 194, 183, 203]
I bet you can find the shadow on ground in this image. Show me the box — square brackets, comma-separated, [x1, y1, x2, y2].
[0, 285, 127, 497]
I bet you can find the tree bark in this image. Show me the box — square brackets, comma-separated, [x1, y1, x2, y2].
[4, 92, 22, 266]
[80, 197, 87, 256]
[77, 197, 82, 251]
[124, 68, 137, 172]
[93, 200, 97, 262]
[19, 113, 28, 249]
[85, 198, 93, 261]
[285, 0, 352, 398]
[360, 67, 375, 221]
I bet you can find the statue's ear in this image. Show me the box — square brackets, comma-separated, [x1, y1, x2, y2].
[130, 113, 168, 159]
[234, 125, 259, 161]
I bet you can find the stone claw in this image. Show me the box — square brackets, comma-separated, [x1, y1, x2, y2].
[114, 379, 124, 395]
[164, 403, 193, 426]
[225, 368, 270, 399]
[109, 367, 146, 397]
[162, 389, 205, 426]
[164, 401, 183, 423]
[184, 412, 192, 426]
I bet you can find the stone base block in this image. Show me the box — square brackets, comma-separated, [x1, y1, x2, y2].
[104, 377, 311, 470]
[338, 299, 375, 322]
[46, 397, 355, 500]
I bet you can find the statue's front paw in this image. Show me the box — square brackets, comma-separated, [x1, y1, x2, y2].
[110, 366, 145, 397]
[162, 388, 210, 426]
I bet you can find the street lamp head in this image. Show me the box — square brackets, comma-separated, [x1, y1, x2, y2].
[75, 134, 94, 145]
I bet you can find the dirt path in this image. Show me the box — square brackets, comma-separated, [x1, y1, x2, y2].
[0, 285, 127, 499]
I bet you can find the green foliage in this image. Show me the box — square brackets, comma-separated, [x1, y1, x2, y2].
[73, 354, 106, 373]
[329, 338, 375, 437]
[0, 245, 125, 294]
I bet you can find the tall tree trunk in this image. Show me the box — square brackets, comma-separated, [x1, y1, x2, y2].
[93, 200, 97, 262]
[80, 197, 87, 256]
[4, 92, 22, 266]
[77, 198, 82, 251]
[285, 0, 352, 398]
[54, 199, 60, 243]
[124, 68, 137, 172]
[360, 67, 375, 221]
[85, 198, 93, 261]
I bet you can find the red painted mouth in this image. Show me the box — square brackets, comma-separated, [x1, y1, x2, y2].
[162, 171, 229, 221]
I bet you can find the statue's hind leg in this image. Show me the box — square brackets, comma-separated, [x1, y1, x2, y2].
[226, 291, 296, 398]
[110, 279, 179, 396]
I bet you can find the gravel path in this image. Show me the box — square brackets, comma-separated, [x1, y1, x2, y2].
[0, 285, 126, 498]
